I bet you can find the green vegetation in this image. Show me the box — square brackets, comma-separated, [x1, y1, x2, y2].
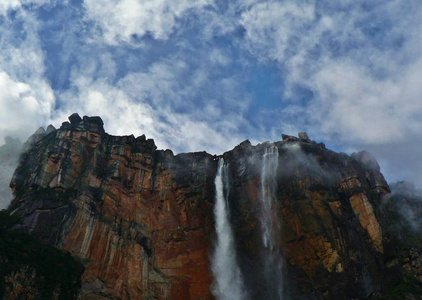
[0, 210, 84, 299]
[377, 274, 422, 300]
[32, 187, 78, 204]
[375, 183, 422, 299]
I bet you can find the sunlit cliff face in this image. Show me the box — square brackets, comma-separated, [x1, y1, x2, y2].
[2, 115, 411, 299]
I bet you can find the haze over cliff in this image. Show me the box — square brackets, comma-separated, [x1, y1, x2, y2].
[0, 137, 22, 209]
[1, 114, 422, 299]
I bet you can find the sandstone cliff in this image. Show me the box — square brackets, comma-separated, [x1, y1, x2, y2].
[9, 114, 216, 299]
[4, 114, 416, 299]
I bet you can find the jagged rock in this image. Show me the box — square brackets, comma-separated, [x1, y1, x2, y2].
[68, 113, 82, 124]
[281, 134, 298, 141]
[298, 132, 310, 142]
[34, 127, 45, 135]
[238, 139, 252, 148]
[317, 142, 326, 149]
[24, 127, 46, 146]
[46, 125, 56, 134]
[136, 134, 146, 142]
[82, 115, 103, 126]
[352, 150, 380, 171]
[351, 151, 389, 194]
[9, 119, 215, 299]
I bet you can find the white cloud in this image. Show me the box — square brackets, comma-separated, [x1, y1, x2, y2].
[54, 53, 250, 154]
[239, 1, 422, 144]
[0, 72, 52, 126]
[55, 76, 245, 154]
[83, 0, 213, 43]
[0, 7, 56, 207]
[308, 58, 422, 144]
[0, 0, 52, 14]
[0, 10, 55, 145]
[240, 1, 315, 63]
[236, 0, 422, 186]
[0, 0, 21, 14]
[1, 0, 421, 188]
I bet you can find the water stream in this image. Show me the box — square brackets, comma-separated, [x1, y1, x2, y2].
[259, 145, 284, 299]
[211, 158, 247, 300]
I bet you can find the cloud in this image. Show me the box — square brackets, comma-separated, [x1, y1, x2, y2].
[0, 0, 52, 15]
[0, 72, 53, 142]
[54, 54, 251, 154]
[1, 0, 421, 189]
[0, 0, 21, 14]
[238, 0, 422, 185]
[308, 58, 422, 144]
[83, 0, 214, 44]
[240, 1, 316, 64]
[239, 0, 422, 137]
[0, 9, 55, 145]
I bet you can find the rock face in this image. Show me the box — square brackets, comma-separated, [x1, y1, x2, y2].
[381, 182, 422, 281]
[222, 140, 398, 299]
[7, 115, 404, 299]
[0, 211, 84, 299]
[9, 115, 216, 299]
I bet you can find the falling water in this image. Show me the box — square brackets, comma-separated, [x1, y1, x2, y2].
[260, 146, 279, 249]
[259, 145, 284, 299]
[212, 159, 248, 300]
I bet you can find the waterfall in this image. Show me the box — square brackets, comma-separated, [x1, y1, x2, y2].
[211, 158, 247, 300]
[260, 146, 279, 249]
[259, 145, 284, 299]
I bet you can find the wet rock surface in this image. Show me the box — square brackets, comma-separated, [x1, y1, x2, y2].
[222, 138, 397, 299]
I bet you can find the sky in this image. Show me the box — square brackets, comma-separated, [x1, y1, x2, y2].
[0, 0, 421, 187]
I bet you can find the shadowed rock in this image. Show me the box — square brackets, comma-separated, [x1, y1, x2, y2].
[68, 113, 82, 124]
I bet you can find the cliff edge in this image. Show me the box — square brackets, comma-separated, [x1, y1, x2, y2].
[4, 114, 411, 299]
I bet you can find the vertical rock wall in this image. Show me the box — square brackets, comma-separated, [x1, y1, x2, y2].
[221, 139, 398, 299]
[9, 116, 216, 299]
[7, 115, 401, 299]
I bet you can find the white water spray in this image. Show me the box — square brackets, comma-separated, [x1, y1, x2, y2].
[212, 159, 248, 300]
[259, 145, 284, 299]
[260, 146, 279, 249]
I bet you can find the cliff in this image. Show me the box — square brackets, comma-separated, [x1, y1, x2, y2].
[3, 113, 420, 299]
[221, 138, 397, 299]
[8, 114, 216, 299]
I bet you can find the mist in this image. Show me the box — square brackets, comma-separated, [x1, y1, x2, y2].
[387, 181, 422, 233]
[0, 136, 23, 209]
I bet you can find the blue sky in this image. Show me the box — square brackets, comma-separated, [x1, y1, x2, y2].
[0, 0, 422, 186]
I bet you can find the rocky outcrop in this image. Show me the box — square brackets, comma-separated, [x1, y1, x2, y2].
[6, 114, 406, 299]
[222, 139, 396, 299]
[9, 114, 216, 299]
